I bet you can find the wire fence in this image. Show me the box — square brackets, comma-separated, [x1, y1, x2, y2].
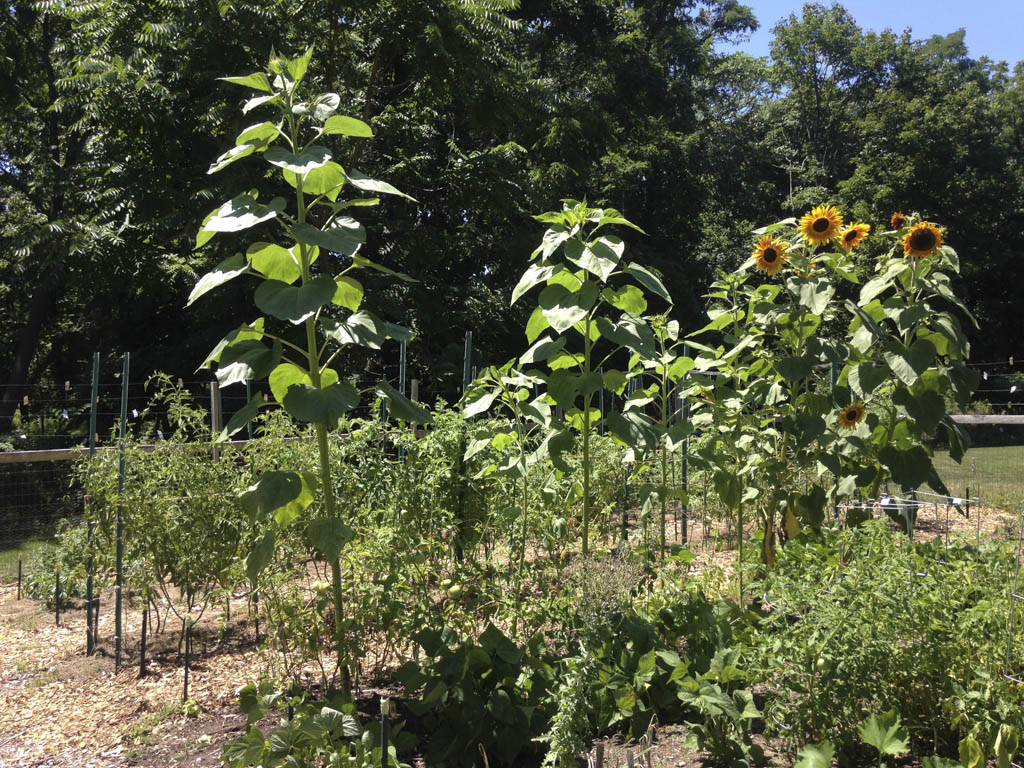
[3, 351, 1024, 583]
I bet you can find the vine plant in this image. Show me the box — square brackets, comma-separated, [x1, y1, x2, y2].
[188, 49, 430, 687]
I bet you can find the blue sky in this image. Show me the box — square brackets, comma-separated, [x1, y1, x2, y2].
[716, 0, 1024, 67]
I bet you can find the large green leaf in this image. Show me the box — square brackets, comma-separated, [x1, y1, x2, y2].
[321, 311, 404, 349]
[200, 319, 265, 369]
[208, 143, 258, 174]
[603, 284, 647, 315]
[218, 390, 264, 441]
[893, 387, 946, 432]
[323, 115, 373, 137]
[775, 355, 814, 382]
[544, 370, 579, 409]
[848, 362, 887, 398]
[246, 530, 275, 583]
[292, 218, 365, 258]
[883, 339, 936, 387]
[564, 236, 623, 281]
[520, 336, 566, 365]
[283, 381, 360, 427]
[879, 445, 932, 490]
[793, 741, 835, 768]
[188, 253, 249, 306]
[306, 518, 354, 562]
[511, 263, 558, 305]
[376, 381, 433, 423]
[624, 263, 671, 303]
[220, 72, 273, 92]
[332, 276, 363, 312]
[595, 314, 656, 359]
[858, 710, 909, 757]
[254, 276, 337, 324]
[264, 145, 332, 174]
[607, 410, 659, 455]
[216, 339, 282, 388]
[247, 242, 300, 284]
[242, 470, 316, 527]
[288, 161, 346, 198]
[525, 307, 551, 343]
[789, 275, 835, 315]
[203, 193, 285, 234]
[235, 121, 280, 146]
[347, 169, 415, 201]
[538, 282, 598, 333]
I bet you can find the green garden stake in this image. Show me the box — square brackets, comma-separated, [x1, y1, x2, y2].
[183, 619, 191, 702]
[598, 367, 604, 435]
[244, 380, 254, 441]
[115, 352, 130, 673]
[17, 559, 21, 601]
[462, 331, 472, 394]
[139, 609, 148, 677]
[398, 340, 406, 461]
[380, 698, 391, 768]
[55, 570, 60, 625]
[86, 351, 99, 656]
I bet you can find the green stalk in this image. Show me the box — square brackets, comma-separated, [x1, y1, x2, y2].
[291, 112, 349, 690]
[512, 399, 529, 637]
[582, 316, 592, 558]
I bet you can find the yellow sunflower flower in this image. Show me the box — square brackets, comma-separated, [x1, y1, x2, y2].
[752, 235, 789, 275]
[903, 221, 944, 258]
[838, 403, 865, 430]
[890, 212, 907, 230]
[839, 223, 870, 250]
[799, 205, 844, 245]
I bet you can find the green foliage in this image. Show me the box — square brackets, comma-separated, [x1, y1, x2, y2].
[395, 624, 555, 767]
[749, 521, 1024, 759]
[222, 683, 413, 768]
[513, 200, 669, 556]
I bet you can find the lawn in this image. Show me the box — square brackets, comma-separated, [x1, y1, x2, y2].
[0, 538, 55, 584]
[930, 443, 1024, 510]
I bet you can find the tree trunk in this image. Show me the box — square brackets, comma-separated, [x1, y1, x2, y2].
[0, 283, 56, 433]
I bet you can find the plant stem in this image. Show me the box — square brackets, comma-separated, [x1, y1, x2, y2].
[582, 316, 592, 558]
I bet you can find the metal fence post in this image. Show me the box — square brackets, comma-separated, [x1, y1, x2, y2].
[115, 352, 129, 672]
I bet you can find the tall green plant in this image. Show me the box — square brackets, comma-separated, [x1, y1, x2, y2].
[512, 200, 670, 556]
[691, 207, 978, 573]
[188, 48, 430, 686]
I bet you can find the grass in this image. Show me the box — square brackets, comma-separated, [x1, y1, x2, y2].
[0, 538, 56, 584]
[930, 444, 1024, 510]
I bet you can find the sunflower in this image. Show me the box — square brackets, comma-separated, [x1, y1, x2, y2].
[752, 235, 789, 275]
[903, 221, 944, 258]
[839, 223, 870, 250]
[799, 205, 844, 245]
[890, 212, 907, 230]
[838, 403, 865, 430]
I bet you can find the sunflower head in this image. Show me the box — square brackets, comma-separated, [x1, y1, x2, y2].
[799, 205, 844, 245]
[838, 403, 865, 430]
[752, 235, 789, 275]
[839, 223, 870, 250]
[890, 212, 907, 230]
[903, 221, 944, 258]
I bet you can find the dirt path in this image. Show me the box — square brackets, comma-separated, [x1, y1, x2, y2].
[0, 584, 260, 767]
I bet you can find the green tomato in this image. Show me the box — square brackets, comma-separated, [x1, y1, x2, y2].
[440, 578, 453, 588]
[447, 584, 463, 598]
[815, 657, 833, 674]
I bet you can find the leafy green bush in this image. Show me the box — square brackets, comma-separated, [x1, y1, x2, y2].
[748, 520, 1024, 762]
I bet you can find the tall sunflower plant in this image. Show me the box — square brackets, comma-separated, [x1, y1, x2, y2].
[509, 200, 672, 558]
[187, 49, 431, 690]
[689, 205, 977, 580]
